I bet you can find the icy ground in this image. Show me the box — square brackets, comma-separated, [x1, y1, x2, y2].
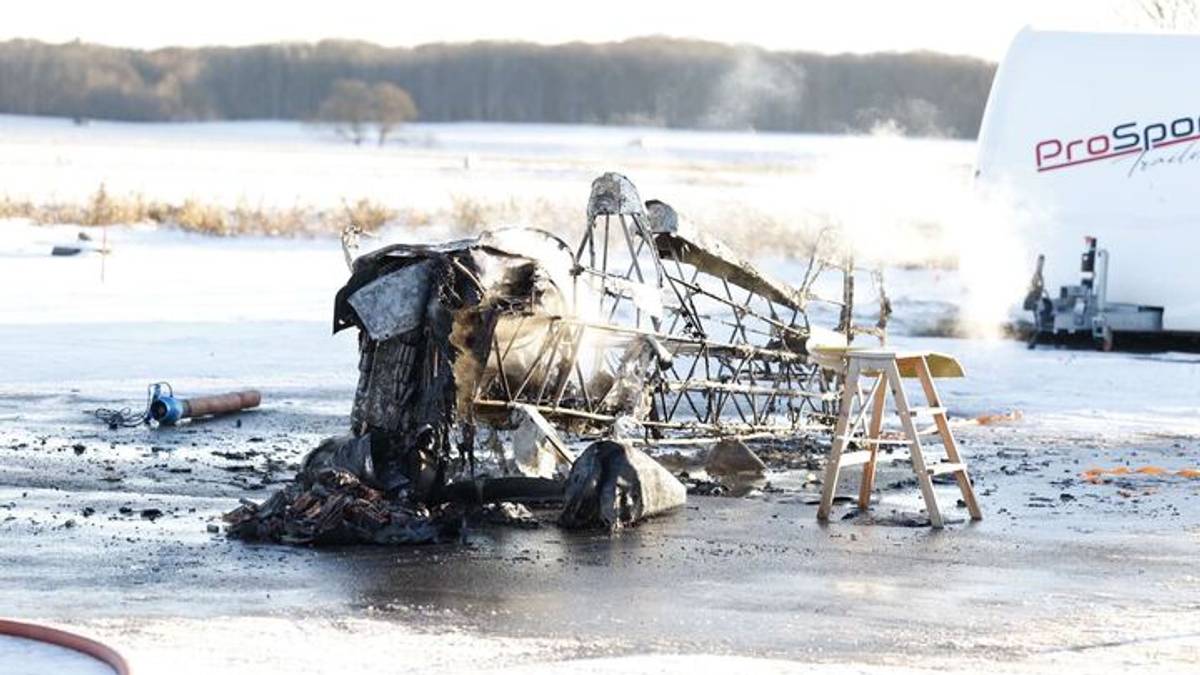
[1, 118, 1199, 673]
[2, 221, 1200, 674]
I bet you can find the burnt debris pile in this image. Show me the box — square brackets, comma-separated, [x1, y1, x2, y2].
[224, 466, 460, 545]
[225, 172, 887, 544]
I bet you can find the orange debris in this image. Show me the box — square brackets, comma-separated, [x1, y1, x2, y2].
[1079, 465, 1200, 482]
[975, 410, 1024, 426]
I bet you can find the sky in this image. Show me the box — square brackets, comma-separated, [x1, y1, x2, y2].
[0, 0, 1157, 61]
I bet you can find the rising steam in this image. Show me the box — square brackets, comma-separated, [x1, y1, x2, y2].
[702, 48, 805, 131]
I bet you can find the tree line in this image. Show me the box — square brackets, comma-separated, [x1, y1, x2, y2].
[0, 37, 996, 138]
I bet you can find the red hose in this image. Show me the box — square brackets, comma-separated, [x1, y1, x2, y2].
[0, 618, 130, 674]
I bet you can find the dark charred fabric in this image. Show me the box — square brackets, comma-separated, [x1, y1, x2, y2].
[227, 233, 574, 545]
[222, 438, 566, 545]
[331, 234, 564, 503]
[334, 253, 469, 501]
[223, 467, 461, 545]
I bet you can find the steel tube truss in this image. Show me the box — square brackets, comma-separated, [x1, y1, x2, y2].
[469, 173, 890, 446]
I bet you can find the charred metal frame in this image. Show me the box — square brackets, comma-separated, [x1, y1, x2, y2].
[469, 173, 890, 446]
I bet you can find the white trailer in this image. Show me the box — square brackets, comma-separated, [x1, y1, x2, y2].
[976, 28, 1200, 347]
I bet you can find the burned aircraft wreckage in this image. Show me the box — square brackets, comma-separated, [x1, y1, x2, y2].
[226, 173, 890, 542]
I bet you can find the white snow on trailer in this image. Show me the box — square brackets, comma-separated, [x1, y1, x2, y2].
[976, 28, 1200, 332]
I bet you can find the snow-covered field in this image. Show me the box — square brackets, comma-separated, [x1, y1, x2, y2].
[0, 114, 1032, 331]
[0, 114, 976, 213]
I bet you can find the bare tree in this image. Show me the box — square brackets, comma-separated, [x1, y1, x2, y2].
[371, 82, 418, 145]
[1135, 0, 1200, 29]
[317, 79, 375, 145]
[316, 79, 418, 146]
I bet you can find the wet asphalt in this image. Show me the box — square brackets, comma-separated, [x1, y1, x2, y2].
[2, 322, 1199, 673]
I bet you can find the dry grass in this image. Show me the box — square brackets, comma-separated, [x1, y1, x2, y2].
[0, 185, 403, 238]
[448, 194, 489, 230]
[0, 185, 956, 270]
[343, 198, 396, 234]
[447, 194, 585, 235]
[172, 200, 229, 234]
[1, 184, 832, 258]
[1, 185, 155, 227]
